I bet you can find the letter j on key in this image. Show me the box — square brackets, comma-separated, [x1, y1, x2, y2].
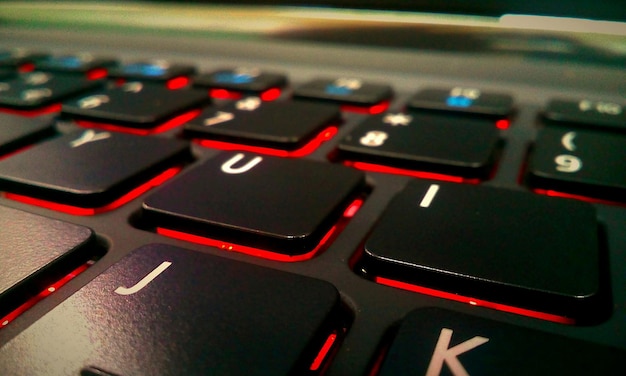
[114, 261, 172, 295]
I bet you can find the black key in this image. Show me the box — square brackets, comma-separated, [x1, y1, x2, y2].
[185, 97, 340, 150]
[0, 243, 345, 375]
[108, 60, 196, 81]
[194, 67, 287, 95]
[0, 71, 101, 110]
[0, 49, 47, 69]
[358, 180, 604, 322]
[527, 127, 626, 202]
[377, 308, 626, 376]
[35, 53, 117, 73]
[0, 112, 55, 156]
[62, 81, 209, 129]
[294, 77, 392, 106]
[0, 130, 189, 209]
[337, 112, 500, 178]
[143, 151, 365, 255]
[408, 87, 514, 116]
[544, 98, 626, 130]
[0, 205, 97, 318]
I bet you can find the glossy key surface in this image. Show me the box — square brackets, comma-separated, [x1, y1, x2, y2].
[337, 112, 500, 178]
[544, 98, 626, 130]
[0, 205, 96, 318]
[0, 112, 55, 155]
[0, 243, 344, 376]
[0, 130, 189, 208]
[294, 77, 392, 106]
[359, 180, 605, 322]
[61, 81, 208, 128]
[408, 87, 514, 116]
[185, 98, 340, 149]
[527, 127, 626, 201]
[143, 151, 365, 254]
[377, 308, 626, 376]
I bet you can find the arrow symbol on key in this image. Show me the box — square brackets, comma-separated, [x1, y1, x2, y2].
[204, 111, 235, 126]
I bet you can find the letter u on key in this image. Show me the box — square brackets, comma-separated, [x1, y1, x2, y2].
[221, 153, 263, 174]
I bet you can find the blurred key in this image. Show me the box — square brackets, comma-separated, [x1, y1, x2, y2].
[408, 87, 514, 117]
[0, 112, 55, 156]
[544, 98, 625, 131]
[294, 77, 392, 107]
[0, 130, 189, 210]
[108, 60, 195, 82]
[0, 244, 345, 375]
[0, 205, 97, 318]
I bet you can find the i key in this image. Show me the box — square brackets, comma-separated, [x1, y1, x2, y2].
[0, 244, 345, 375]
[142, 151, 365, 256]
[0, 130, 189, 211]
[377, 308, 625, 376]
[0, 205, 97, 320]
[358, 180, 605, 323]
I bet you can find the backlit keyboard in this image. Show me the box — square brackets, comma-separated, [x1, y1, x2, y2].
[1, 17, 625, 375]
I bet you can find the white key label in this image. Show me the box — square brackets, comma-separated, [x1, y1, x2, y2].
[426, 328, 490, 376]
[114, 261, 172, 296]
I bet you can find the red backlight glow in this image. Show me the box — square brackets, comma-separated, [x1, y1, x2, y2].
[75, 109, 201, 135]
[197, 126, 338, 158]
[209, 89, 242, 100]
[0, 104, 62, 117]
[341, 100, 390, 115]
[86, 68, 108, 80]
[0, 263, 91, 328]
[375, 277, 575, 325]
[310, 333, 338, 371]
[533, 188, 624, 207]
[166, 76, 190, 90]
[495, 119, 510, 130]
[4, 166, 181, 215]
[343, 161, 479, 184]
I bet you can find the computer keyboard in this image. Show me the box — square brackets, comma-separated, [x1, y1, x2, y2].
[0, 11, 625, 375]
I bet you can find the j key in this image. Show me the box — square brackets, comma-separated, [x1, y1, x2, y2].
[143, 151, 365, 255]
[527, 127, 626, 202]
[337, 112, 500, 178]
[62, 81, 209, 129]
[194, 68, 288, 95]
[544, 98, 626, 130]
[0, 112, 55, 155]
[294, 77, 392, 106]
[185, 98, 340, 150]
[0, 243, 344, 375]
[0, 130, 189, 208]
[377, 308, 625, 376]
[408, 87, 514, 117]
[0, 205, 96, 318]
[35, 53, 117, 73]
[108, 60, 196, 81]
[0, 71, 101, 110]
[359, 180, 604, 322]
[0, 49, 47, 69]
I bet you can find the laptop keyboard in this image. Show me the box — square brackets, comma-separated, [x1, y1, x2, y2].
[0, 44, 625, 375]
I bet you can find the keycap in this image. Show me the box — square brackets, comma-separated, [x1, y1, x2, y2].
[108, 60, 196, 81]
[337, 112, 500, 178]
[408, 87, 514, 116]
[194, 67, 287, 96]
[527, 127, 626, 202]
[0, 71, 101, 109]
[358, 180, 604, 322]
[0, 205, 97, 318]
[35, 53, 117, 73]
[0, 112, 55, 156]
[0, 243, 345, 375]
[61, 81, 209, 129]
[544, 98, 626, 130]
[0, 130, 189, 209]
[185, 98, 340, 150]
[142, 151, 365, 255]
[376, 308, 626, 376]
[294, 77, 392, 106]
[0, 49, 46, 69]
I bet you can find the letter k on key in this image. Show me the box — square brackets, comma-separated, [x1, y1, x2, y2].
[426, 328, 489, 376]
